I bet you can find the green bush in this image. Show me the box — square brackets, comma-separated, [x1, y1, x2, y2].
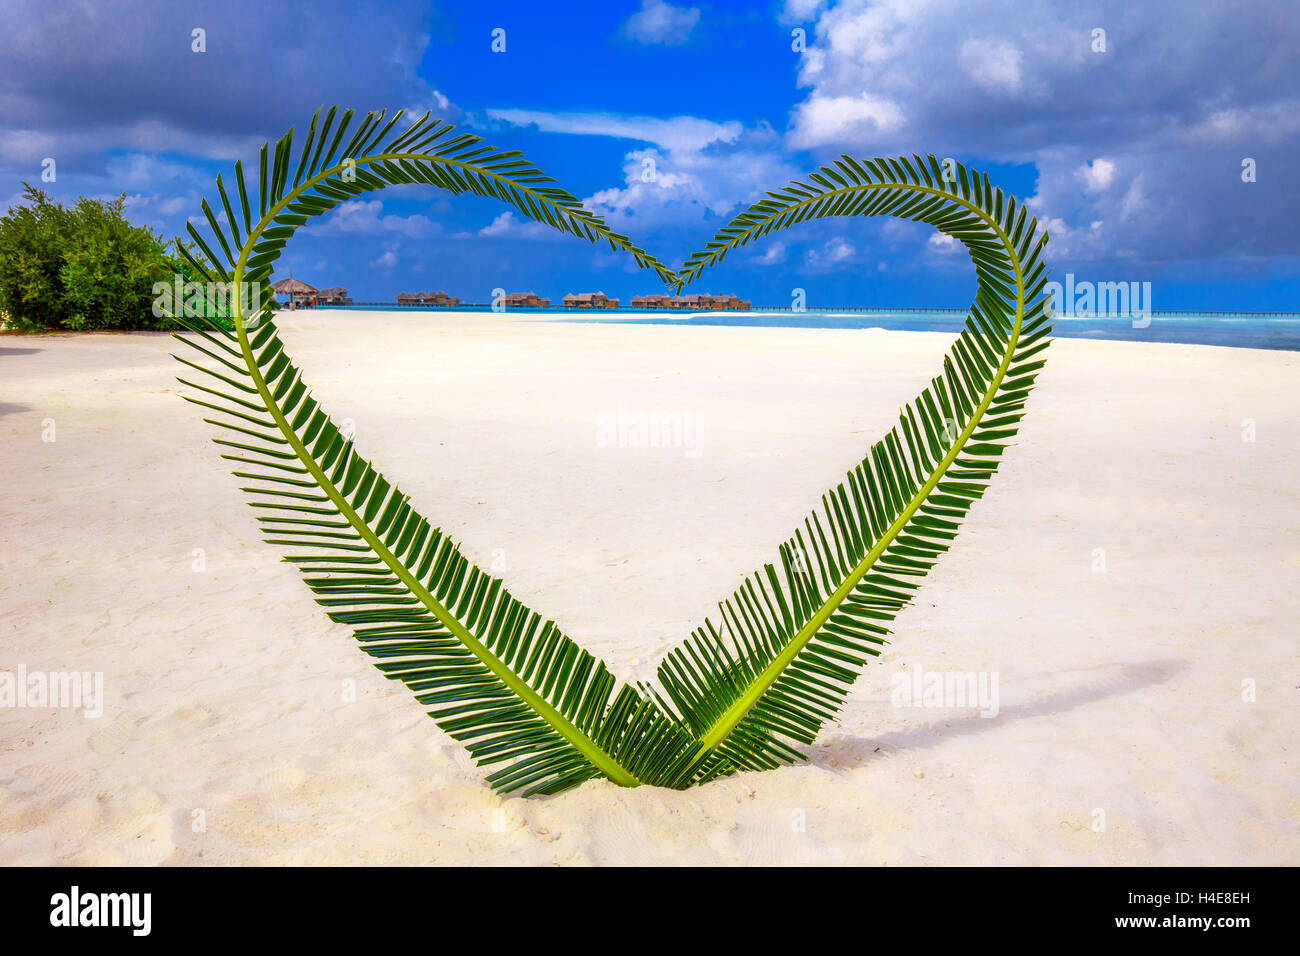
[0, 184, 203, 332]
[0, 186, 71, 330]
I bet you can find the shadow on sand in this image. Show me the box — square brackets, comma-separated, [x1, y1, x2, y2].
[810, 658, 1189, 769]
[0, 347, 43, 356]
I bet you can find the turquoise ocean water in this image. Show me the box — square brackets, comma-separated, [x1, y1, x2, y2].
[318, 305, 1300, 352]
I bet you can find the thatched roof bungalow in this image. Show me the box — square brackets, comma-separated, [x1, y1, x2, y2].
[630, 292, 752, 310]
[502, 292, 550, 307]
[563, 291, 619, 309]
[704, 293, 752, 310]
[397, 290, 460, 306]
[316, 286, 351, 304]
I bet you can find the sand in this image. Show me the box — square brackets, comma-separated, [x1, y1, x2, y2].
[1, 311, 1296, 866]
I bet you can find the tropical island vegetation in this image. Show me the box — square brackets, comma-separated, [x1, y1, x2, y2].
[0, 185, 229, 333]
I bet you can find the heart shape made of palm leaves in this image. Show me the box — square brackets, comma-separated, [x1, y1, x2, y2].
[173, 107, 1052, 796]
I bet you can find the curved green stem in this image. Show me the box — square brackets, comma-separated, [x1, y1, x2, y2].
[229, 154, 643, 788]
[694, 182, 1030, 753]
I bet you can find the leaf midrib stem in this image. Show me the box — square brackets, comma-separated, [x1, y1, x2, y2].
[229, 154, 643, 788]
[696, 182, 1030, 752]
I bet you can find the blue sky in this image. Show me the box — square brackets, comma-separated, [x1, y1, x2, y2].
[2, 0, 1297, 309]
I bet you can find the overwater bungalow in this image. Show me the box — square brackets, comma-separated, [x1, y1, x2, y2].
[630, 292, 752, 310]
[397, 290, 460, 306]
[563, 291, 619, 309]
[316, 286, 351, 305]
[502, 292, 550, 307]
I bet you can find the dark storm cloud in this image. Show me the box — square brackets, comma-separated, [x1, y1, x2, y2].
[0, 0, 452, 168]
[786, 0, 1300, 265]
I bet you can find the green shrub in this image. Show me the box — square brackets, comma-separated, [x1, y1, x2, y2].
[0, 186, 71, 331]
[0, 184, 203, 332]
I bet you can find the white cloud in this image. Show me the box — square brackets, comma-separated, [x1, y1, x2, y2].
[620, 0, 700, 46]
[779, 0, 828, 25]
[959, 38, 1025, 95]
[785, 0, 1300, 265]
[1177, 102, 1300, 146]
[307, 200, 440, 239]
[927, 233, 959, 254]
[584, 145, 801, 230]
[1118, 176, 1147, 221]
[0, 128, 57, 165]
[487, 108, 741, 153]
[156, 196, 191, 215]
[489, 107, 801, 232]
[406, 89, 453, 116]
[1077, 158, 1117, 191]
[479, 211, 551, 239]
[787, 91, 905, 149]
[805, 236, 855, 267]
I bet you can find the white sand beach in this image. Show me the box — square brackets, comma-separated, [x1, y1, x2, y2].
[1, 310, 1296, 866]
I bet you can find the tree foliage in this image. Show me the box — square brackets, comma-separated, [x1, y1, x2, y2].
[0, 184, 193, 332]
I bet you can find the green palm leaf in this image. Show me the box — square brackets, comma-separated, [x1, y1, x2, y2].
[654, 154, 1052, 781]
[173, 107, 702, 795]
[175, 108, 1051, 796]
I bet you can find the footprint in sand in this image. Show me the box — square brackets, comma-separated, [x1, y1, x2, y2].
[0, 764, 174, 865]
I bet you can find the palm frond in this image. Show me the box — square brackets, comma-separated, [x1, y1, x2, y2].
[173, 107, 699, 795]
[657, 154, 1052, 780]
[176, 114, 1051, 796]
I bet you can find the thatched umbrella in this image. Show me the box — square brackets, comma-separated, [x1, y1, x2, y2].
[271, 277, 317, 309]
[272, 278, 316, 296]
